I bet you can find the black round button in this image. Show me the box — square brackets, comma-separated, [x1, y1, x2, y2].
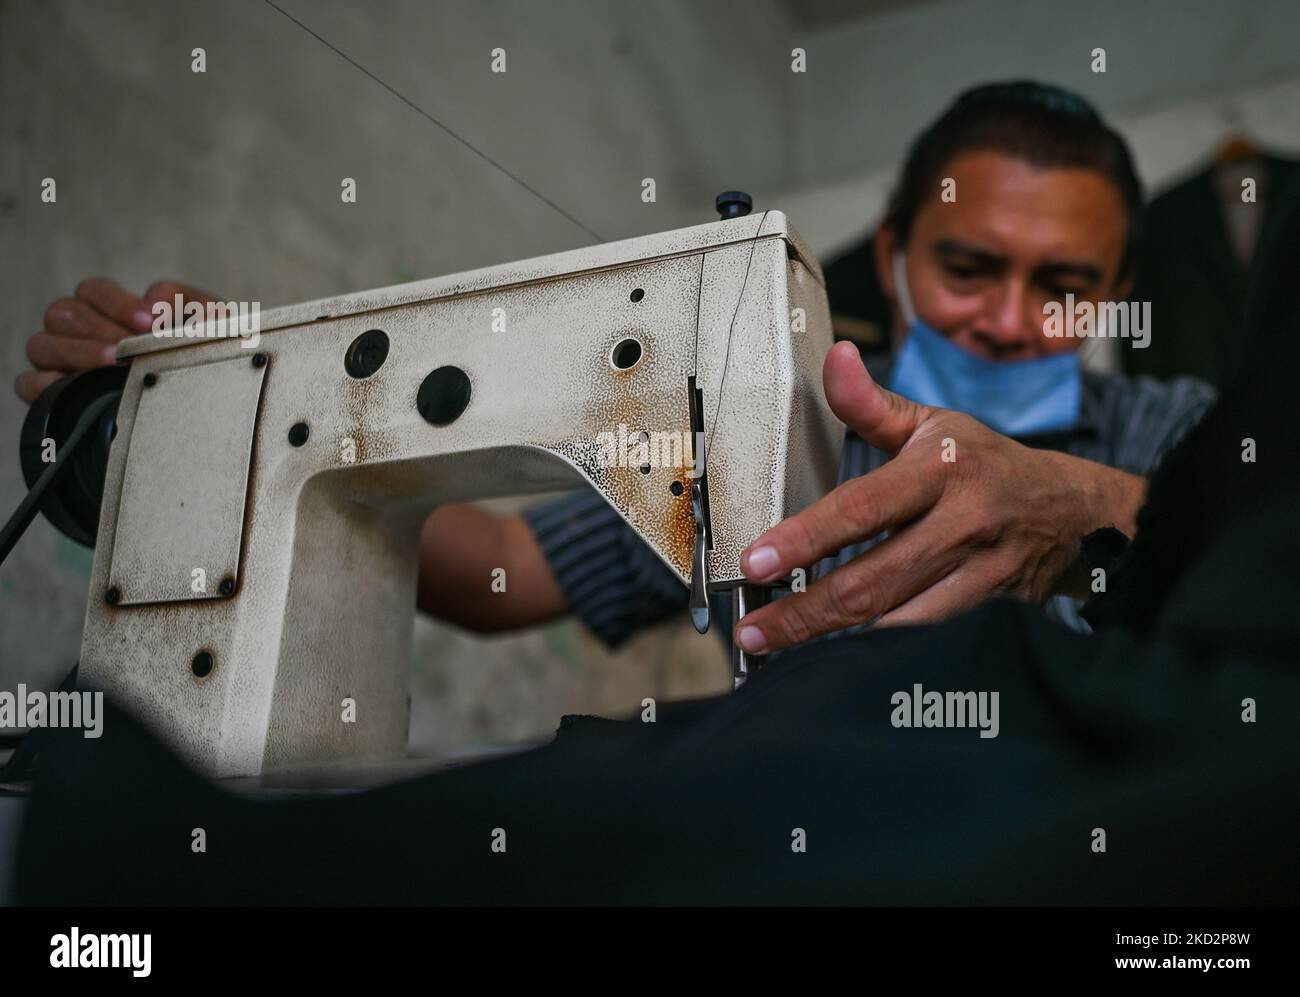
[716, 190, 753, 219]
[345, 329, 389, 379]
[417, 366, 471, 426]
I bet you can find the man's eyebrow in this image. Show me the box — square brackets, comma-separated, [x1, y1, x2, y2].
[933, 240, 1105, 284]
[1033, 260, 1105, 285]
[932, 239, 1006, 266]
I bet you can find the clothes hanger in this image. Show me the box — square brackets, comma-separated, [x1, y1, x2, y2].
[1214, 102, 1263, 166]
[1216, 135, 1262, 166]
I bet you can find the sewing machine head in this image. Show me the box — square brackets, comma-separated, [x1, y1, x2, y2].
[22, 207, 843, 778]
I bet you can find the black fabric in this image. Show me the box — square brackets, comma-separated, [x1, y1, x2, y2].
[1085, 169, 1300, 636]
[821, 233, 892, 352]
[1079, 526, 1130, 576]
[12, 594, 1300, 904]
[0, 664, 78, 786]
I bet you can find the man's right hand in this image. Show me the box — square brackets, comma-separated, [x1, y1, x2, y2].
[15, 278, 219, 404]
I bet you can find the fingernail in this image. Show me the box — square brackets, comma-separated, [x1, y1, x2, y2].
[133, 309, 156, 331]
[745, 545, 780, 579]
[101, 345, 119, 363]
[737, 626, 767, 654]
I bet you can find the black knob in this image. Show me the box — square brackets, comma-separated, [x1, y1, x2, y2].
[715, 191, 753, 220]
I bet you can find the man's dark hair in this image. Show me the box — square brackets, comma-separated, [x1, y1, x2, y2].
[883, 81, 1143, 278]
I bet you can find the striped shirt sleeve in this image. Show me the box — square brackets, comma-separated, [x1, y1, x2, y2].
[522, 487, 689, 649]
[1090, 372, 1217, 475]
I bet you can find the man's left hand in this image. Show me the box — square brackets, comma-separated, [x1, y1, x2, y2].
[733, 341, 1147, 654]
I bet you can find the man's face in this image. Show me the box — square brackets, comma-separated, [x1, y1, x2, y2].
[876, 149, 1131, 360]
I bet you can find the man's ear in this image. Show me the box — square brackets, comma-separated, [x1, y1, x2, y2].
[874, 224, 898, 300]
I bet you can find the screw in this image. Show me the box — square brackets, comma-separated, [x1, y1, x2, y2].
[142, 373, 157, 387]
[105, 587, 120, 605]
[191, 651, 214, 678]
[252, 353, 267, 368]
[218, 577, 235, 596]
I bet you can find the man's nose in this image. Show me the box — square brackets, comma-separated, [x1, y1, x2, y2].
[971, 283, 1036, 358]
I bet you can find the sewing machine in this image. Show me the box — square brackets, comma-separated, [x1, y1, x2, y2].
[13, 201, 842, 779]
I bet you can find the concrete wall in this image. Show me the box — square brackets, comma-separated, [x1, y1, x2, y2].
[3, 0, 1297, 759]
[791, 0, 1300, 184]
[783, 0, 1300, 255]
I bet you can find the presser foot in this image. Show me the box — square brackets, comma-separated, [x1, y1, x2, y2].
[731, 584, 773, 689]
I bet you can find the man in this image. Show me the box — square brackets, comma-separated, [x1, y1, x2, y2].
[15, 82, 1214, 656]
[464, 81, 1216, 651]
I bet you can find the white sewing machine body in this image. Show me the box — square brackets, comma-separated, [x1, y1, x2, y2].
[77, 210, 843, 778]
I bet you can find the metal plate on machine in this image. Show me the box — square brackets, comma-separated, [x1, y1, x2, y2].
[108, 355, 266, 605]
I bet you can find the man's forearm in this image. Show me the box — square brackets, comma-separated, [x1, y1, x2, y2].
[416, 505, 569, 632]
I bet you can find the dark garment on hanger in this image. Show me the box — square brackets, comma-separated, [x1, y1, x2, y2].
[821, 233, 892, 353]
[1126, 152, 1300, 391]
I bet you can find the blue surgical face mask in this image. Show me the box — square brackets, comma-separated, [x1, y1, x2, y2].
[888, 253, 1082, 437]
